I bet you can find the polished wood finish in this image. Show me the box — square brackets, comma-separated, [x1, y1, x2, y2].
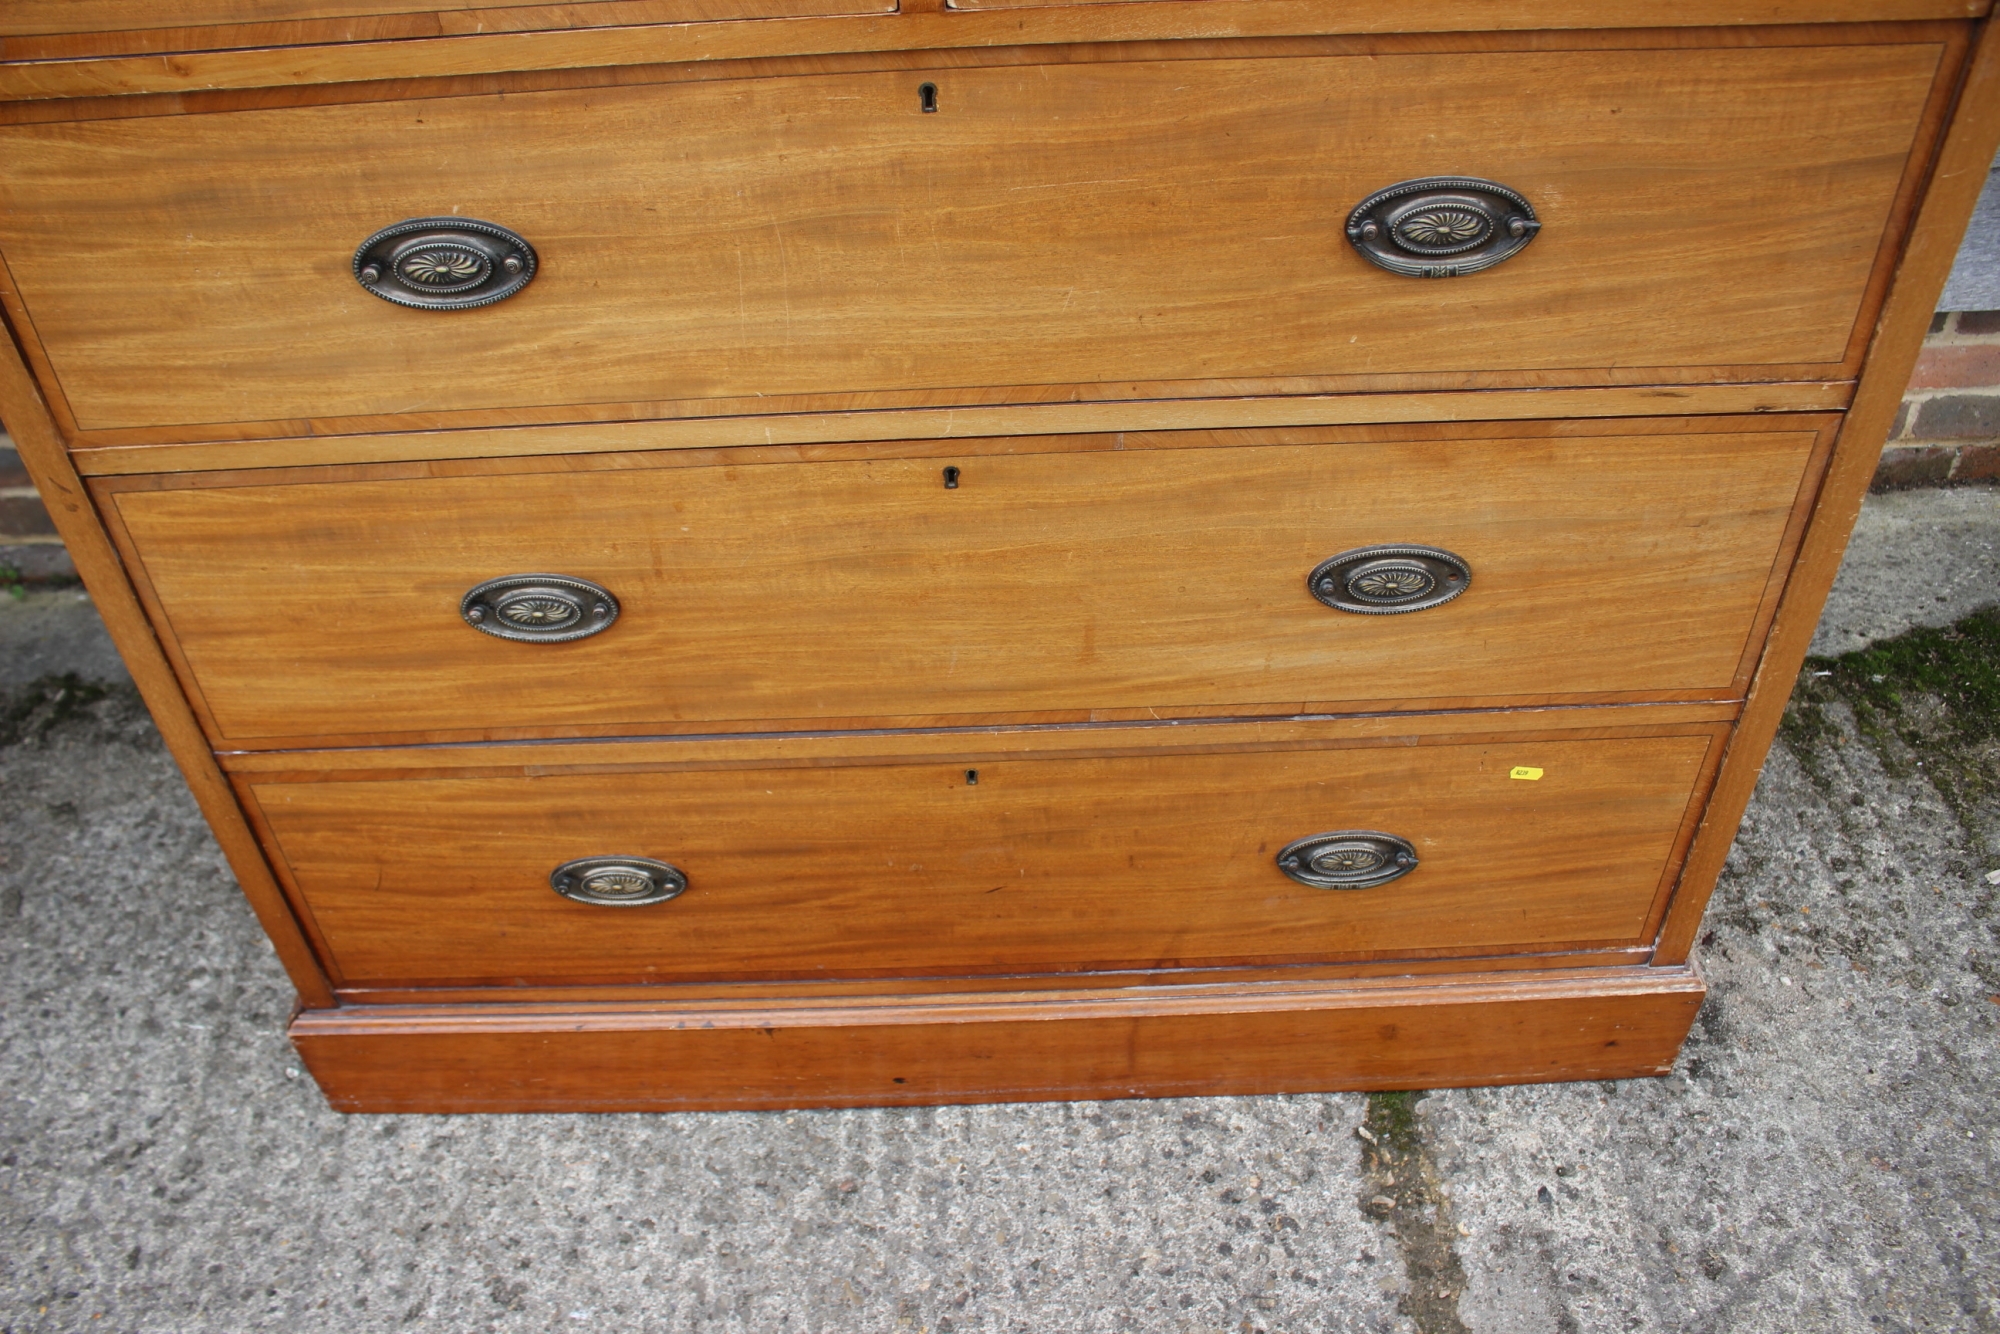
[0, 3, 1982, 102]
[332, 947, 1659, 1006]
[64, 382, 1854, 473]
[1657, 13, 2000, 965]
[1, 6, 1990, 1112]
[0, 40, 1944, 434]
[241, 724, 1724, 987]
[290, 966, 1708, 1112]
[2, 0, 1976, 42]
[100, 421, 1824, 745]
[215, 705, 1742, 775]
[0, 0, 892, 63]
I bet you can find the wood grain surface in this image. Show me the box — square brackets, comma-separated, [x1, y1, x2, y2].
[0, 0, 1974, 39]
[0, 0, 888, 60]
[0, 3, 1980, 102]
[243, 728, 1720, 987]
[0, 43, 1941, 433]
[330, 946, 1658, 1006]
[62, 382, 1855, 471]
[214, 708, 1741, 777]
[103, 424, 1822, 744]
[289, 965, 1708, 1112]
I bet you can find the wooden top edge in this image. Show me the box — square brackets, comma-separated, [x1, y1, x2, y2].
[289, 963, 1706, 1033]
[1, 2, 1984, 101]
[67, 383, 1852, 476]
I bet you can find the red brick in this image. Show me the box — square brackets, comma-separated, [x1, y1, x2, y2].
[1955, 443, 2000, 482]
[1872, 446, 1957, 490]
[1951, 309, 2000, 335]
[1907, 343, 2000, 390]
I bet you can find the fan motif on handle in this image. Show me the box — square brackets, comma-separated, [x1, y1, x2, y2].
[1345, 179, 1538, 278]
[399, 248, 485, 285]
[498, 596, 581, 629]
[1350, 566, 1435, 602]
[1395, 207, 1491, 252]
[583, 871, 656, 900]
[1311, 846, 1385, 874]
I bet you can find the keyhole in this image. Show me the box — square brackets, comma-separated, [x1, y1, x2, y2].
[942, 465, 960, 489]
[965, 770, 979, 785]
[919, 82, 939, 113]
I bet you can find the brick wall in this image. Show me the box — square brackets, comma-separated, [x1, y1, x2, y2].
[3, 322, 1998, 585]
[1876, 310, 2000, 488]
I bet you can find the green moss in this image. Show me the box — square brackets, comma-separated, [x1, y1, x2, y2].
[1822, 607, 2000, 744]
[1779, 667, 1846, 790]
[0, 673, 112, 748]
[1797, 606, 2000, 828]
[1364, 1089, 1425, 1156]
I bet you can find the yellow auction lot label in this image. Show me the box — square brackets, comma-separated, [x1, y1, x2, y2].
[1509, 766, 1545, 781]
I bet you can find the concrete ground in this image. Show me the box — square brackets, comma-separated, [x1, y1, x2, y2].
[1, 487, 1996, 1334]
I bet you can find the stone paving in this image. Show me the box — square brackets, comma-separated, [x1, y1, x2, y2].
[0, 486, 1995, 1334]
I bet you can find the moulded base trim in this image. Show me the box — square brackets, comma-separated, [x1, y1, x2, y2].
[291, 964, 1705, 1113]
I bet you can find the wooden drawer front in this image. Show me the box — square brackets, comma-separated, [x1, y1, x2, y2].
[106, 424, 1820, 744]
[1, 39, 1943, 433]
[247, 729, 1718, 987]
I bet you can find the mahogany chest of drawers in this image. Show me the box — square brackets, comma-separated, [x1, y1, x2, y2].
[3, 0, 1994, 1112]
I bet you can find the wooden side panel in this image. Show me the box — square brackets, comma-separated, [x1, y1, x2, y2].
[1659, 13, 2000, 964]
[105, 427, 1819, 744]
[0, 43, 1941, 432]
[290, 967, 1708, 1112]
[245, 730, 1720, 986]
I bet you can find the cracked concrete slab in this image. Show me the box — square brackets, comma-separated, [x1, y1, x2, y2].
[1812, 485, 2000, 658]
[0, 590, 128, 692]
[2, 486, 1998, 1333]
[1426, 709, 1999, 1334]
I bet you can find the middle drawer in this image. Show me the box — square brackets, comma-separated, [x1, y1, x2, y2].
[100, 418, 1828, 745]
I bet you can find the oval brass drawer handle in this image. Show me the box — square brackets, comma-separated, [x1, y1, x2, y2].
[551, 856, 688, 907]
[461, 574, 619, 643]
[1277, 831, 1419, 890]
[353, 217, 537, 309]
[1346, 177, 1540, 278]
[1309, 544, 1470, 615]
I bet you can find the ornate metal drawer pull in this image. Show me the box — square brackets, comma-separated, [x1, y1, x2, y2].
[1277, 831, 1419, 890]
[1346, 178, 1540, 278]
[353, 217, 537, 309]
[1309, 544, 1470, 615]
[460, 574, 619, 643]
[551, 856, 688, 907]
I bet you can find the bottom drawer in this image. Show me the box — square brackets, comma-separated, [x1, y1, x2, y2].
[239, 721, 1724, 989]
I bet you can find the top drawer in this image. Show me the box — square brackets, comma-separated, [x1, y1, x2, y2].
[0, 32, 1950, 438]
